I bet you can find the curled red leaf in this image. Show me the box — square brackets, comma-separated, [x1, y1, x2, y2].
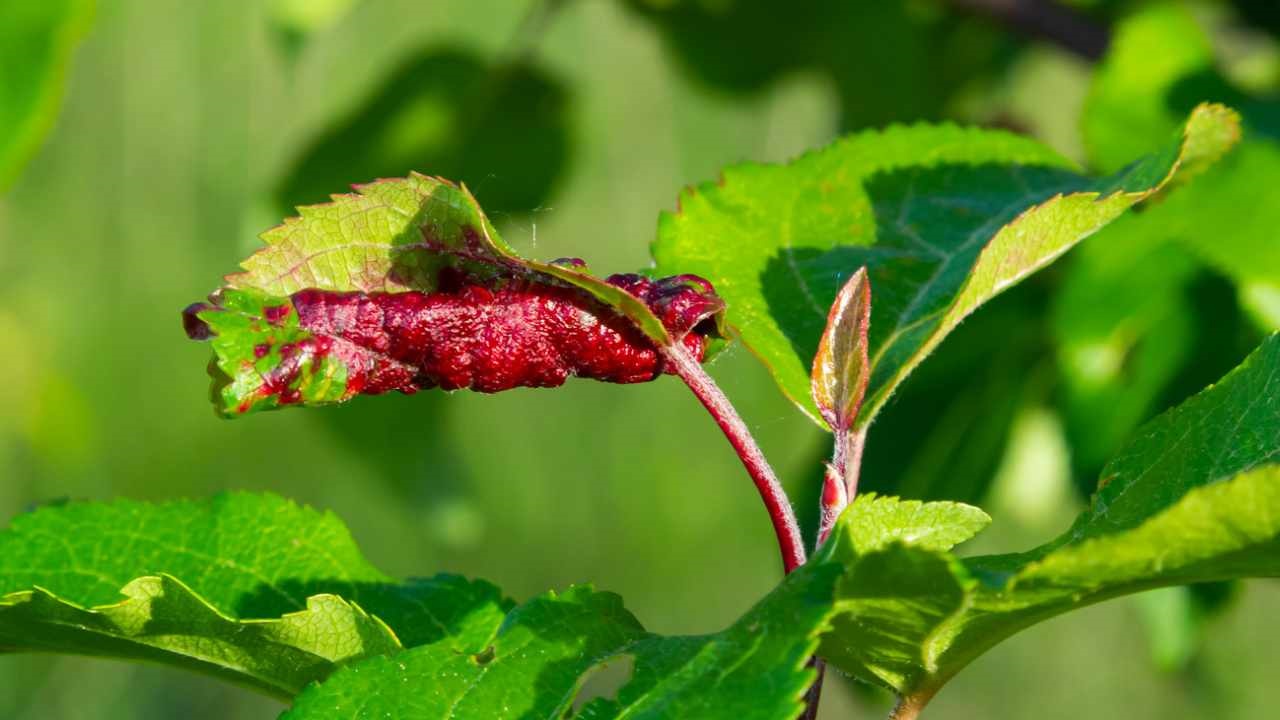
[184, 267, 724, 414]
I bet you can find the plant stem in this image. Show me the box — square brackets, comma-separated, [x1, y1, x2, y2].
[888, 692, 933, 720]
[817, 426, 867, 545]
[664, 344, 807, 573]
[798, 660, 826, 720]
[807, 426, 870, 716]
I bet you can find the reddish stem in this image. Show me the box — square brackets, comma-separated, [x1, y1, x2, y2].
[664, 344, 807, 573]
[817, 426, 867, 546]
[807, 424, 869, 718]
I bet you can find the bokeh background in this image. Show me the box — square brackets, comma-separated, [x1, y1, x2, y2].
[2, 0, 1278, 717]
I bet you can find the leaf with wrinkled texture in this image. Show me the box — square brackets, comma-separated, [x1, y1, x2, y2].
[1, 576, 397, 698]
[838, 494, 990, 554]
[652, 103, 1239, 427]
[0, 493, 508, 698]
[230, 173, 676, 343]
[187, 173, 728, 416]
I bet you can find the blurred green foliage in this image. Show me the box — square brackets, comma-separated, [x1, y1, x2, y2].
[0, 0, 94, 189]
[1, 1, 1279, 718]
[275, 49, 570, 218]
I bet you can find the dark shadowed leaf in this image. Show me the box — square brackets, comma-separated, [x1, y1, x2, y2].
[276, 49, 569, 219]
[622, 0, 1013, 131]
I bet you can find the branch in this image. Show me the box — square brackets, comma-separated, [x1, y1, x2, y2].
[664, 344, 807, 573]
[946, 0, 1110, 59]
[889, 691, 935, 720]
[798, 660, 826, 720]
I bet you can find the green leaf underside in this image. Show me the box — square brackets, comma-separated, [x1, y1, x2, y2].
[229, 173, 673, 342]
[818, 334, 1280, 697]
[0, 493, 508, 698]
[1, 576, 397, 698]
[0, 0, 94, 190]
[284, 494, 982, 720]
[652, 104, 1239, 428]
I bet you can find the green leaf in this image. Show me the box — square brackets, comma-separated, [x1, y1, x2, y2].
[0, 0, 94, 189]
[573, 560, 838, 720]
[858, 280, 1048, 504]
[1, 576, 398, 698]
[0, 493, 508, 698]
[838, 494, 990, 553]
[287, 562, 843, 720]
[231, 173, 672, 342]
[1060, 333, 1280, 543]
[284, 586, 647, 719]
[815, 334, 1280, 701]
[1083, 4, 1280, 331]
[197, 288, 361, 415]
[1051, 213, 1202, 482]
[652, 104, 1240, 428]
[191, 173, 729, 416]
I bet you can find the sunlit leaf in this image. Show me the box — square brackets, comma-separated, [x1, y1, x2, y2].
[0, 493, 509, 698]
[653, 104, 1239, 427]
[816, 334, 1280, 701]
[810, 267, 870, 432]
[185, 174, 727, 416]
[286, 559, 841, 720]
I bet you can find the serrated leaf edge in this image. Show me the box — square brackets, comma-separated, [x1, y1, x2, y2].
[0, 572, 403, 699]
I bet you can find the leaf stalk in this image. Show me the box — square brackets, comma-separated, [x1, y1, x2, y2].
[664, 343, 807, 573]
